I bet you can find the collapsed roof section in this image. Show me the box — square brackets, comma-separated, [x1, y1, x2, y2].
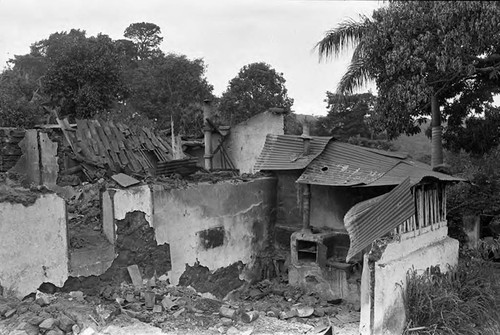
[58, 118, 198, 180]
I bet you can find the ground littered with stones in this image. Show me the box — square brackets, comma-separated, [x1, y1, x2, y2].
[0, 278, 360, 335]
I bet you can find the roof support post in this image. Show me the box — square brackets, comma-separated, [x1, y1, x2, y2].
[302, 184, 311, 232]
[202, 99, 213, 171]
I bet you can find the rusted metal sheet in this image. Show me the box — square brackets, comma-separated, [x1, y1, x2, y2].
[344, 178, 414, 262]
[254, 134, 333, 171]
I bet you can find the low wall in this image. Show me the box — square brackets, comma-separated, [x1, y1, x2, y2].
[0, 193, 68, 297]
[152, 177, 277, 284]
[360, 224, 459, 335]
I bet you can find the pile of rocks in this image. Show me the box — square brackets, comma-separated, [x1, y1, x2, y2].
[0, 291, 83, 335]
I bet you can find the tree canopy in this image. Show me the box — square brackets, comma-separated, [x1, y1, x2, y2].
[218, 62, 293, 125]
[315, 92, 375, 139]
[317, 1, 500, 156]
[1, 23, 214, 135]
[124, 22, 163, 59]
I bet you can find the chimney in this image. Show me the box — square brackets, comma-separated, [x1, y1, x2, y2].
[300, 122, 312, 232]
[301, 122, 311, 155]
[202, 99, 213, 171]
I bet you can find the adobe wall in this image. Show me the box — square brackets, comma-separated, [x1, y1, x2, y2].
[359, 225, 459, 335]
[152, 177, 277, 284]
[0, 193, 68, 297]
[211, 111, 284, 173]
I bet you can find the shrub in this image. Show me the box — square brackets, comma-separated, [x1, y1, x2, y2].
[404, 259, 500, 334]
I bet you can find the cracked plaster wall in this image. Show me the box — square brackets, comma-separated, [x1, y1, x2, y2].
[152, 177, 277, 284]
[0, 193, 68, 297]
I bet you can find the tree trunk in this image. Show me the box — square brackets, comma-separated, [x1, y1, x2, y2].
[430, 93, 443, 168]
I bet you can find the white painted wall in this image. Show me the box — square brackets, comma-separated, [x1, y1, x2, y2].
[152, 178, 276, 284]
[212, 111, 284, 174]
[0, 193, 68, 298]
[359, 225, 459, 335]
[102, 179, 276, 286]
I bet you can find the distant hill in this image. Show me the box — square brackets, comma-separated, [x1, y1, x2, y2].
[390, 122, 432, 163]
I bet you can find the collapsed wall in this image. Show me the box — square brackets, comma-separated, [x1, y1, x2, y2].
[152, 177, 277, 285]
[0, 189, 68, 298]
[63, 211, 171, 295]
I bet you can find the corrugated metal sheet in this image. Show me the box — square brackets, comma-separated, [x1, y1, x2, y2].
[344, 178, 414, 262]
[297, 142, 401, 186]
[254, 134, 333, 171]
[297, 141, 464, 186]
[356, 160, 464, 187]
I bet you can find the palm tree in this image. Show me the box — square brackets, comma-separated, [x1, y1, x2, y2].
[315, 16, 374, 95]
[315, 15, 444, 168]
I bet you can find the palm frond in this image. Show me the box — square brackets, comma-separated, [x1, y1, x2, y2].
[315, 15, 370, 61]
[337, 56, 374, 94]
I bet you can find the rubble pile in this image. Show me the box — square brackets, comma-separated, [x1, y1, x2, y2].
[0, 275, 359, 335]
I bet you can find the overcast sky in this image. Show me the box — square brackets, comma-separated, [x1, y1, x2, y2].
[0, 0, 382, 116]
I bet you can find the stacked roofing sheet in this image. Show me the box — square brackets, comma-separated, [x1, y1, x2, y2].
[63, 119, 178, 177]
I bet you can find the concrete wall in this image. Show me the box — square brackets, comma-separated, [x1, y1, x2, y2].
[212, 111, 284, 173]
[0, 193, 68, 297]
[152, 177, 277, 284]
[359, 224, 459, 335]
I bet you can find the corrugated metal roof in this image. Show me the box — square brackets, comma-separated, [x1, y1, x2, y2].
[344, 178, 414, 262]
[297, 142, 401, 186]
[361, 160, 464, 187]
[254, 134, 333, 171]
[297, 141, 464, 186]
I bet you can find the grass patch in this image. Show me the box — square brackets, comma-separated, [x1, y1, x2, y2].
[404, 258, 500, 335]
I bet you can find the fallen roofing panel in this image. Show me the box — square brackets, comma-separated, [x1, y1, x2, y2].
[344, 178, 414, 262]
[254, 134, 332, 171]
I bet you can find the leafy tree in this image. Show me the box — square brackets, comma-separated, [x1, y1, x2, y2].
[444, 105, 500, 156]
[219, 62, 294, 125]
[12, 29, 129, 119]
[124, 22, 163, 59]
[315, 92, 374, 139]
[126, 54, 214, 134]
[0, 68, 45, 127]
[317, 1, 500, 167]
